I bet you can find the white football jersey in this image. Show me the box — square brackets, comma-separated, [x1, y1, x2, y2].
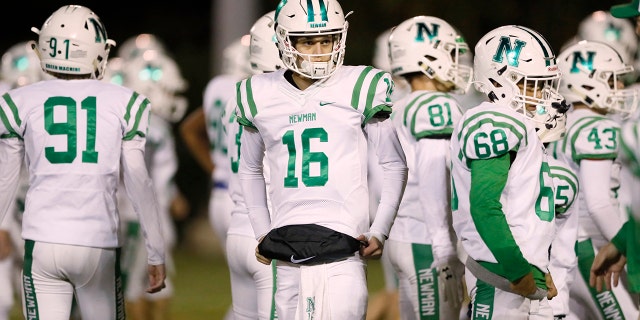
[553, 108, 623, 242]
[620, 118, 640, 221]
[203, 74, 245, 186]
[450, 101, 555, 273]
[547, 155, 580, 316]
[236, 66, 393, 237]
[389, 91, 462, 250]
[0, 79, 150, 248]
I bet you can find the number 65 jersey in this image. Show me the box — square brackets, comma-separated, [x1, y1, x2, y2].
[0, 79, 152, 249]
[235, 66, 398, 239]
[450, 101, 556, 274]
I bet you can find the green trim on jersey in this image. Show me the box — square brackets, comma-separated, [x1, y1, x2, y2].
[123, 92, 139, 123]
[123, 97, 149, 140]
[458, 111, 527, 161]
[576, 239, 625, 319]
[351, 66, 393, 124]
[235, 80, 257, 129]
[469, 154, 531, 282]
[549, 165, 579, 214]
[411, 243, 439, 319]
[564, 115, 618, 162]
[0, 93, 22, 139]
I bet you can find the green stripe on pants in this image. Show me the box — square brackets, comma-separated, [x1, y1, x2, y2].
[23, 240, 39, 319]
[412, 243, 439, 319]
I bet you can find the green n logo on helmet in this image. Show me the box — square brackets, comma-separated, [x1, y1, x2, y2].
[88, 18, 107, 43]
[570, 51, 595, 73]
[307, 0, 328, 28]
[493, 36, 526, 67]
[415, 23, 440, 43]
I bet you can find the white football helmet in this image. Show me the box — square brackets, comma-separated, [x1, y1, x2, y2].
[124, 51, 188, 122]
[1, 41, 45, 88]
[372, 28, 392, 72]
[274, 0, 350, 79]
[222, 35, 253, 78]
[31, 5, 115, 79]
[577, 11, 637, 64]
[389, 16, 473, 93]
[117, 33, 167, 61]
[474, 25, 567, 137]
[250, 11, 283, 73]
[558, 40, 638, 118]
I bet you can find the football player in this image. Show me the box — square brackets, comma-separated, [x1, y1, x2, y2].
[450, 25, 567, 319]
[0, 5, 166, 319]
[235, 0, 408, 318]
[554, 40, 639, 320]
[385, 15, 471, 320]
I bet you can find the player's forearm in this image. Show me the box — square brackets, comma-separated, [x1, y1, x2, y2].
[239, 127, 270, 239]
[179, 108, 214, 175]
[0, 139, 23, 226]
[122, 141, 166, 265]
[470, 155, 531, 282]
[368, 118, 407, 237]
[580, 159, 623, 241]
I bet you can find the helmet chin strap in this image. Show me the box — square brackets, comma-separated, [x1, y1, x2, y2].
[300, 60, 332, 79]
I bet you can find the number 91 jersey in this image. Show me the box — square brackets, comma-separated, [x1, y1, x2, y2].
[450, 101, 555, 272]
[235, 66, 393, 237]
[0, 79, 149, 248]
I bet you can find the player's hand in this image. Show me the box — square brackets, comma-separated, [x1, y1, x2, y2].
[545, 272, 558, 300]
[590, 242, 626, 292]
[438, 256, 465, 310]
[146, 264, 167, 294]
[510, 272, 537, 297]
[0, 230, 13, 260]
[255, 236, 271, 265]
[357, 234, 383, 259]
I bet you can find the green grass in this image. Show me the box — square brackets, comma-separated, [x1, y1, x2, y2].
[10, 247, 385, 319]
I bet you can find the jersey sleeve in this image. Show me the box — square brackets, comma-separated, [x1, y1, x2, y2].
[0, 92, 24, 139]
[123, 91, 151, 143]
[549, 160, 579, 215]
[620, 120, 640, 177]
[235, 78, 258, 129]
[349, 66, 393, 123]
[569, 117, 620, 161]
[403, 93, 463, 139]
[457, 110, 529, 161]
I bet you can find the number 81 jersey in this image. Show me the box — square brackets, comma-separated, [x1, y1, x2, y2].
[235, 66, 393, 236]
[450, 101, 555, 272]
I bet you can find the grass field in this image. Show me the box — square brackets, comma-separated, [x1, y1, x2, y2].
[9, 237, 386, 319]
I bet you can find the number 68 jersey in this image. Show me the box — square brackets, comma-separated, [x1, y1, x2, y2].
[235, 66, 393, 237]
[0, 79, 150, 248]
[450, 101, 556, 273]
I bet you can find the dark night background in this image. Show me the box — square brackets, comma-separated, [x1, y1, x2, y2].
[0, 0, 633, 241]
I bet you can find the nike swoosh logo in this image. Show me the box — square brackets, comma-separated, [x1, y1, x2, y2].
[319, 101, 335, 106]
[290, 255, 316, 264]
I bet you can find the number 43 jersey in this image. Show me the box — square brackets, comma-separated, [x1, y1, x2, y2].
[0, 79, 150, 248]
[235, 66, 393, 237]
[450, 101, 555, 273]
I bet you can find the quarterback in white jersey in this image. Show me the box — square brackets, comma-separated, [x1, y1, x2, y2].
[385, 16, 471, 319]
[554, 40, 639, 320]
[237, 1, 407, 319]
[451, 25, 568, 319]
[0, 6, 165, 320]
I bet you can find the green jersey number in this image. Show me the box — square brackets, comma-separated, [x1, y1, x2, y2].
[282, 127, 329, 188]
[44, 96, 98, 164]
[536, 162, 555, 222]
[208, 99, 228, 155]
[230, 124, 243, 174]
[427, 103, 453, 127]
[587, 127, 618, 150]
[473, 129, 509, 158]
